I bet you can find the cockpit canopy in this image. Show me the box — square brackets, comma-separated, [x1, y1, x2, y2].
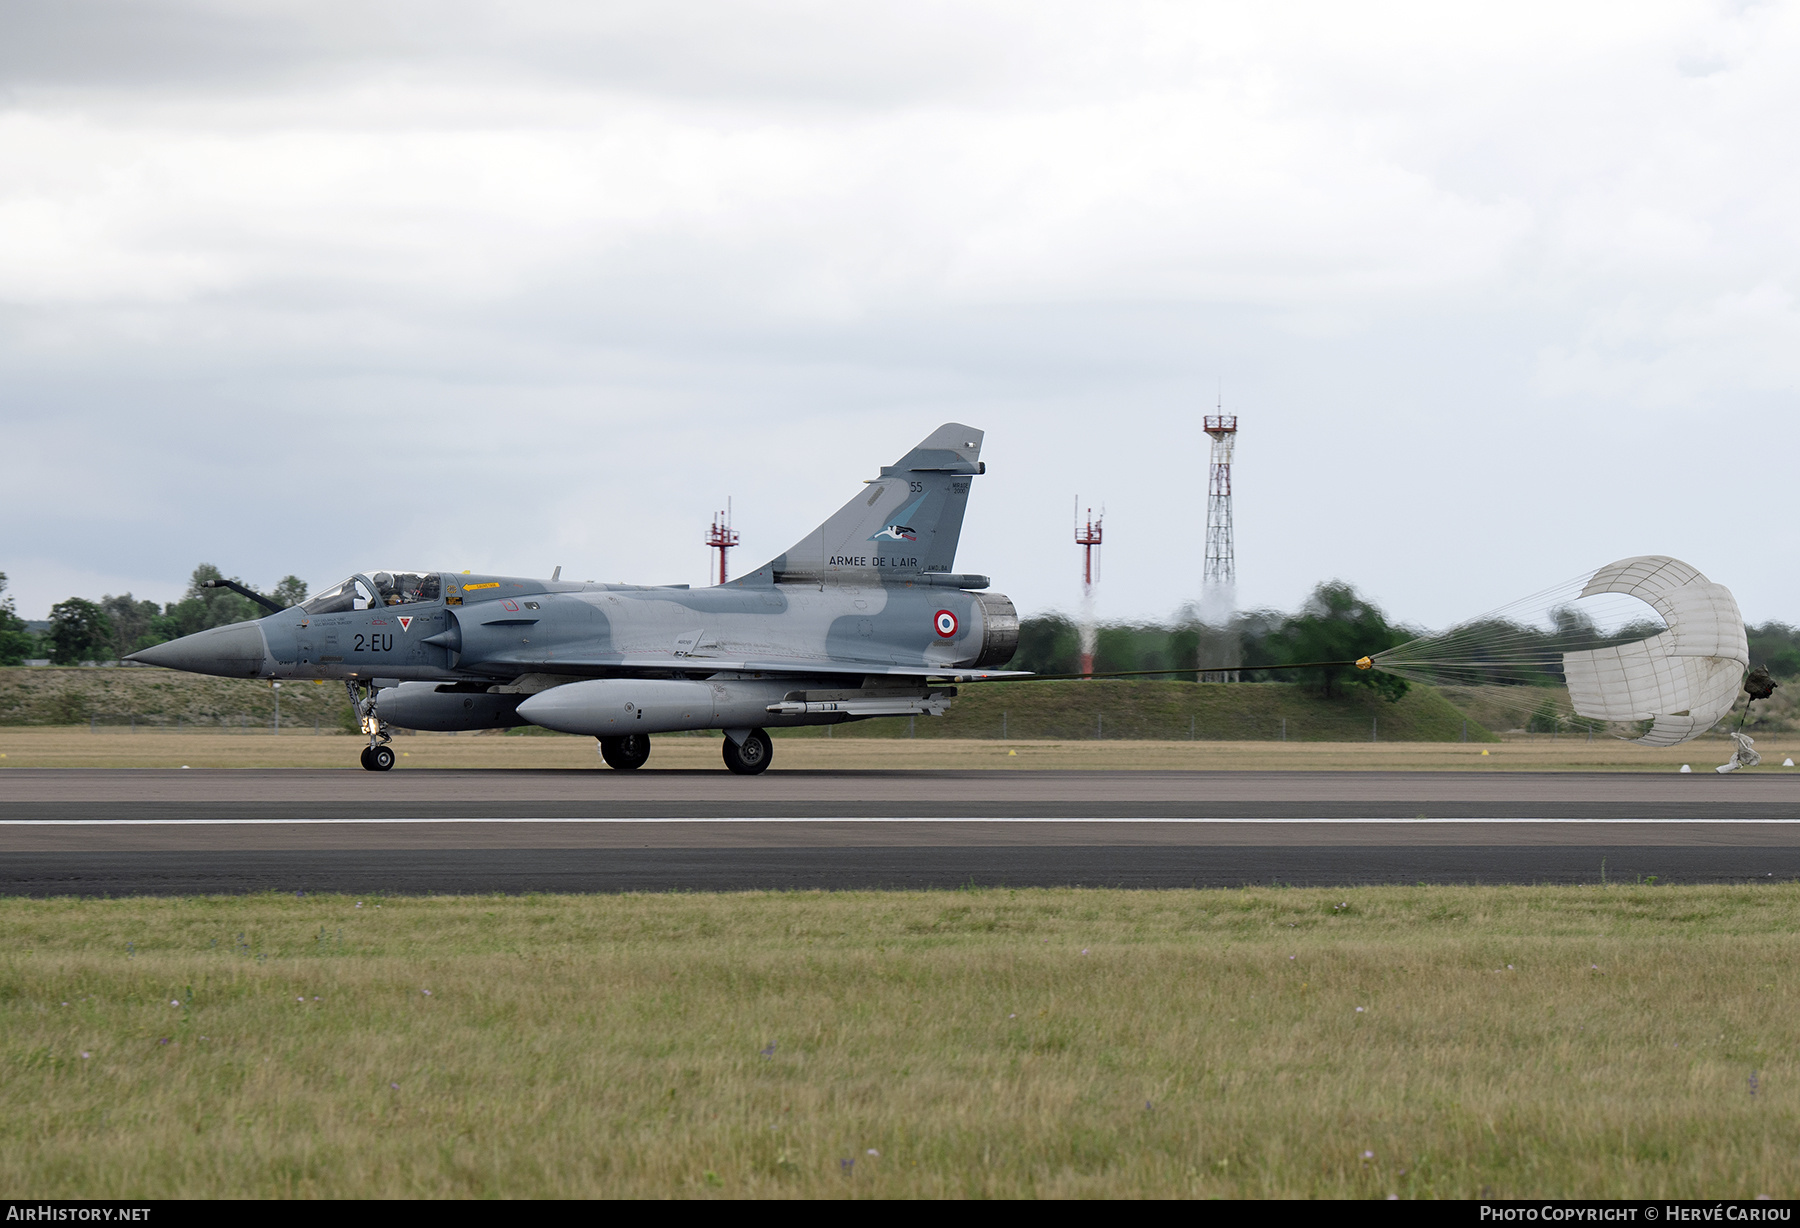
[302, 571, 442, 614]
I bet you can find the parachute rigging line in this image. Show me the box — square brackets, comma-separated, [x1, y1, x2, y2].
[969, 556, 1753, 751]
[1372, 555, 1749, 747]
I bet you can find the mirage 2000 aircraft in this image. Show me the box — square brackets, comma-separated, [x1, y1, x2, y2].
[126, 424, 1021, 773]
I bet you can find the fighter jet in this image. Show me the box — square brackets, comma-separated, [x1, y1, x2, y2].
[125, 424, 1021, 773]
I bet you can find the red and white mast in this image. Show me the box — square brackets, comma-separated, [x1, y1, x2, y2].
[1075, 500, 1103, 677]
[706, 499, 739, 586]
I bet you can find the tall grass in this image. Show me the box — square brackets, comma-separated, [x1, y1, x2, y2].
[3, 886, 1797, 1198]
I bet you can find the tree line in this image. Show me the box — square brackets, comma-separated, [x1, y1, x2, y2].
[0, 566, 307, 666]
[1010, 581, 1412, 701]
[4, 567, 1795, 689]
[1010, 580, 1800, 698]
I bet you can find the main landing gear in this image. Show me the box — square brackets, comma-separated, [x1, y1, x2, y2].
[349, 681, 395, 772]
[598, 734, 652, 770]
[722, 728, 773, 776]
[597, 731, 769, 773]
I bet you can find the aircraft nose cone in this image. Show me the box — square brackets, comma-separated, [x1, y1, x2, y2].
[125, 621, 269, 678]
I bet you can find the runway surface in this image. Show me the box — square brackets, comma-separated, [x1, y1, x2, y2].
[3, 768, 1798, 895]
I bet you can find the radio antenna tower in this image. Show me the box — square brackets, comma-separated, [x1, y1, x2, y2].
[1202, 409, 1239, 682]
[706, 499, 739, 586]
[1074, 500, 1103, 678]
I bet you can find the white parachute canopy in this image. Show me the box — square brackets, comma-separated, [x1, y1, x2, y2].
[1559, 556, 1747, 747]
[1372, 555, 1748, 747]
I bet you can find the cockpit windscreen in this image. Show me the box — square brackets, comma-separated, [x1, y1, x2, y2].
[301, 572, 441, 614]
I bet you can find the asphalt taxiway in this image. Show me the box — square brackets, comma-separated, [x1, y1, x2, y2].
[2, 768, 1797, 895]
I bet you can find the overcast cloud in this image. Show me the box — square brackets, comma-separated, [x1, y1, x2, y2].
[2, 1, 1795, 630]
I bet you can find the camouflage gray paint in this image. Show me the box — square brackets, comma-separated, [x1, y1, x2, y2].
[125, 424, 1021, 768]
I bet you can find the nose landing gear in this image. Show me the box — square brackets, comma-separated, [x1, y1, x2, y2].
[360, 744, 396, 771]
[349, 681, 395, 771]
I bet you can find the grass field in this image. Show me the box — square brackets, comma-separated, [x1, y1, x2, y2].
[0, 669, 1499, 742]
[792, 677, 1499, 742]
[4, 886, 1798, 1198]
[0, 725, 1789, 771]
[0, 668, 356, 730]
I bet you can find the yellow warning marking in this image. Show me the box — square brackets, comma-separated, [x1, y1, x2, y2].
[463, 582, 500, 590]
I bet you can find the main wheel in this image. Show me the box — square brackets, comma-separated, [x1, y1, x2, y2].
[368, 744, 396, 772]
[359, 746, 375, 771]
[721, 728, 773, 775]
[598, 734, 651, 770]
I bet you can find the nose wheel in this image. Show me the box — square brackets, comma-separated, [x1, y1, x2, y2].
[722, 728, 773, 775]
[349, 680, 395, 771]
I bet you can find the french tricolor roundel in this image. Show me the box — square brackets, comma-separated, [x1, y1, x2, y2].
[934, 609, 958, 638]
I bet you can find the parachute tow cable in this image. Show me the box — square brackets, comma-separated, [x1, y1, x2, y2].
[1354, 656, 1374, 671]
[1720, 666, 1780, 771]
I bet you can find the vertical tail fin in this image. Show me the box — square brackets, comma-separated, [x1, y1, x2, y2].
[733, 424, 985, 586]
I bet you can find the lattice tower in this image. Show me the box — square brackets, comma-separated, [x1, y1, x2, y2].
[1203, 415, 1237, 591]
[1201, 415, 1239, 682]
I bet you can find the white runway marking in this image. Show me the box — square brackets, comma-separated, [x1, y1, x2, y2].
[2, 817, 1799, 827]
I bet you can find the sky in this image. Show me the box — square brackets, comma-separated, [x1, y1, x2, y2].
[2, 1, 1796, 630]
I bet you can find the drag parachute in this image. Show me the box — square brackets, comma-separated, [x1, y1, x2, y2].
[1372, 555, 1748, 746]
[1558, 557, 1748, 746]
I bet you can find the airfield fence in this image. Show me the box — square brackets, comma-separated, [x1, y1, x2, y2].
[22, 678, 1499, 742]
[78, 713, 342, 734]
[814, 710, 1466, 742]
[782, 680, 1512, 743]
[34, 676, 1776, 743]
[70, 709, 1458, 741]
